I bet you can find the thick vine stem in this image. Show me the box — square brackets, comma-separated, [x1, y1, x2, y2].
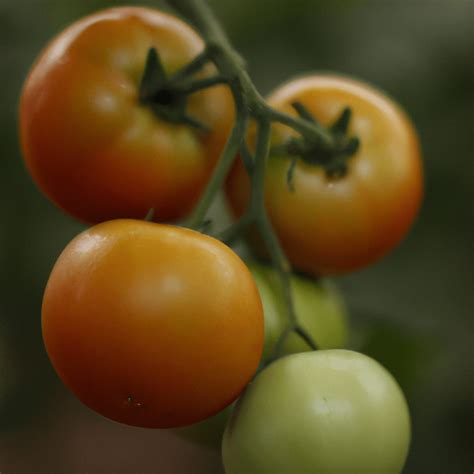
[267, 107, 334, 148]
[252, 122, 317, 354]
[185, 81, 248, 230]
[168, 0, 319, 353]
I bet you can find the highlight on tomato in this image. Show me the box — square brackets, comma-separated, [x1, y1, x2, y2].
[222, 350, 411, 474]
[226, 74, 423, 276]
[41, 219, 263, 428]
[20, 7, 234, 224]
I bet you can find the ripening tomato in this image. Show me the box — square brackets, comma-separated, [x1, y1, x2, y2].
[42, 220, 263, 428]
[173, 261, 348, 448]
[226, 75, 423, 275]
[20, 7, 234, 224]
[223, 350, 411, 474]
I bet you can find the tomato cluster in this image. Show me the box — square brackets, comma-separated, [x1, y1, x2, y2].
[20, 6, 422, 473]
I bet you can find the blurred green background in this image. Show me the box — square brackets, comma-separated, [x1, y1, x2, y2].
[1, 0, 472, 472]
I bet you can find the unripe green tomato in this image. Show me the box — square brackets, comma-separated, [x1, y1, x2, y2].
[249, 261, 348, 355]
[173, 262, 348, 449]
[222, 350, 411, 474]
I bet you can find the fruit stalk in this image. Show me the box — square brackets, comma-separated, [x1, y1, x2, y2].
[168, 0, 319, 353]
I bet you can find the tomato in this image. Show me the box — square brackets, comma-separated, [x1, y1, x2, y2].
[20, 7, 234, 224]
[41, 220, 263, 428]
[249, 261, 348, 355]
[173, 261, 348, 448]
[226, 75, 423, 275]
[222, 350, 411, 474]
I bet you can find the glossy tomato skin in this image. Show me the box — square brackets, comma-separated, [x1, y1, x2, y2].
[226, 75, 423, 275]
[20, 7, 234, 224]
[42, 220, 263, 428]
[174, 261, 348, 448]
[223, 350, 411, 474]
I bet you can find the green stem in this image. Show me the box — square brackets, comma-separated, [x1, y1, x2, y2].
[169, 0, 235, 52]
[250, 120, 270, 208]
[168, 0, 318, 353]
[169, 0, 334, 145]
[169, 0, 261, 119]
[239, 140, 254, 173]
[215, 211, 254, 245]
[252, 120, 318, 354]
[180, 75, 227, 94]
[267, 106, 333, 148]
[169, 48, 211, 83]
[185, 82, 247, 230]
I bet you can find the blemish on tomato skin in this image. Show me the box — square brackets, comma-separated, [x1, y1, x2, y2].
[124, 394, 145, 409]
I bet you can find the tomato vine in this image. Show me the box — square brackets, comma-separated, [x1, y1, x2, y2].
[153, 0, 363, 355]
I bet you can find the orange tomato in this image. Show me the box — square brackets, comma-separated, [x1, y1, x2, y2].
[42, 220, 263, 428]
[20, 7, 234, 224]
[226, 75, 423, 275]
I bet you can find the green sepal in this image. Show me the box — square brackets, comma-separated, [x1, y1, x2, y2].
[139, 48, 167, 102]
[286, 156, 299, 192]
[291, 101, 317, 123]
[331, 107, 351, 135]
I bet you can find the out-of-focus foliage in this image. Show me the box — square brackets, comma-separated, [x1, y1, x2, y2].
[0, 0, 472, 473]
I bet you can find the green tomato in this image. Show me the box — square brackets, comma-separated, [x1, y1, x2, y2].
[173, 264, 348, 449]
[248, 261, 348, 355]
[222, 350, 411, 474]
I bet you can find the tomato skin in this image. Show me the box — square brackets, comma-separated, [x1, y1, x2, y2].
[20, 7, 234, 224]
[223, 350, 411, 474]
[174, 261, 348, 448]
[226, 75, 423, 275]
[41, 220, 263, 428]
